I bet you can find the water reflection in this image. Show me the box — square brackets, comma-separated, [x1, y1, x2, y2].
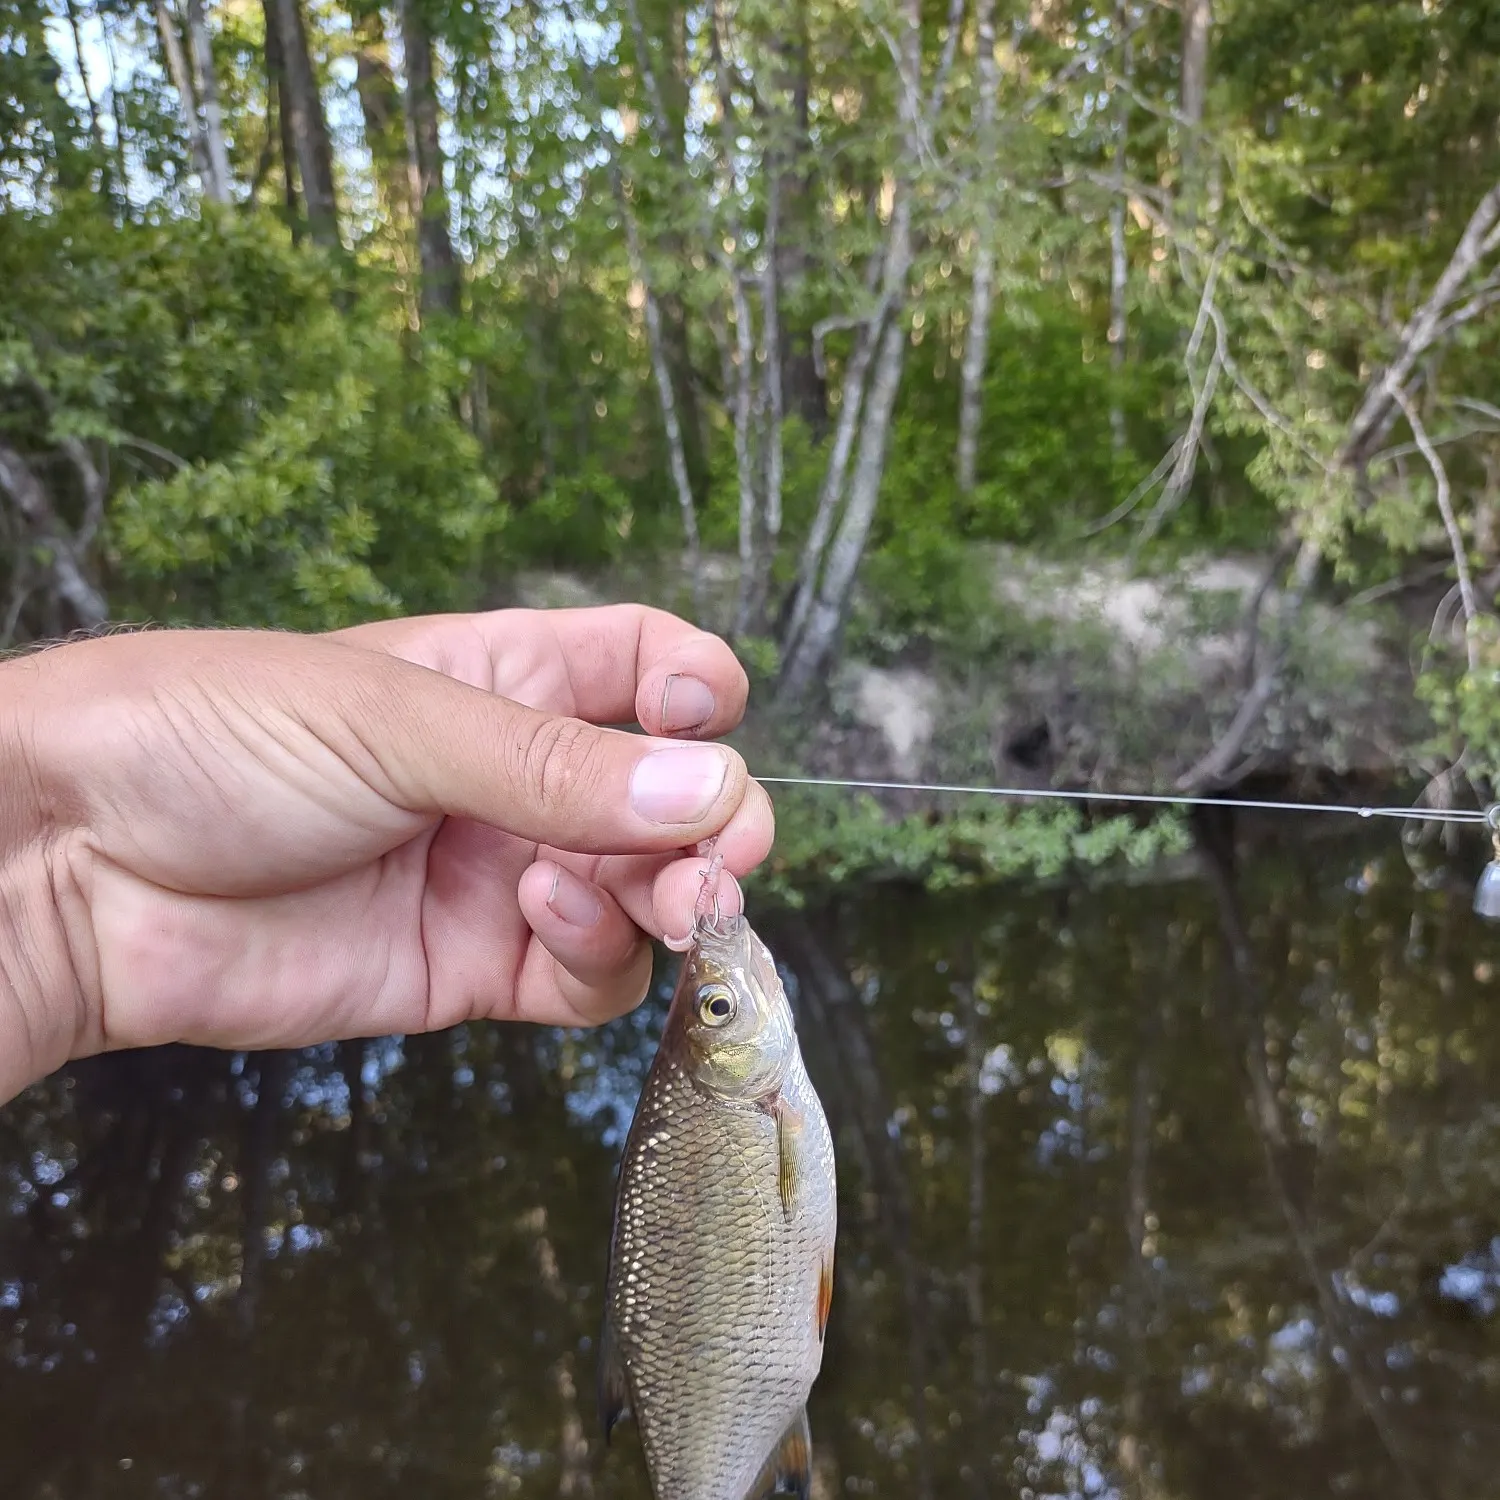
[3, 814, 1499, 1500]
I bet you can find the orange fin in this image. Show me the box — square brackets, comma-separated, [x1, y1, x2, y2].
[816, 1254, 834, 1343]
[597, 1311, 630, 1444]
[741, 1406, 812, 1500]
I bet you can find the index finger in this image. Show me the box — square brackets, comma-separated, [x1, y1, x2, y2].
[473, 604, 751, 738]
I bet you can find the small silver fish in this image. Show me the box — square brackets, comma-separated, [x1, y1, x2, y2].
[600, 871, 837, 1500]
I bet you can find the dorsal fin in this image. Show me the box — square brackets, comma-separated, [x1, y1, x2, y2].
[741, 1407, 812, 1500]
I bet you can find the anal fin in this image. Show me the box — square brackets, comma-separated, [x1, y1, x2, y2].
[742, 1407, 812, 1500]
[597, 1310, 631, 1444]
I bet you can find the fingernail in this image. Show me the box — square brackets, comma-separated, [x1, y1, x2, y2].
[661, 674, 717, 735]
[547, 866, 603, 928]
[630, 745, 731, 825]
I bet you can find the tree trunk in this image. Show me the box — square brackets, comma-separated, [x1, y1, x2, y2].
[271, 0, 339, 247]
[62, 0, 112, 195]
[781, 294, 909, 697]
[1108, 3, 1133, 452]
[622, 198, 702, 613]
[754, 175, 786, 631]
[1180, 0, 1209, 124]
[955, 0, 998, 493]
[780, 298, 886, 656]
[1178, 0, 1210, 212]
[567, 27, 702, 614]
[956, 242, 994, 494]
[399, 0, 460, 318]
[728, 266, 759, 640]
[621, 0, 711, 501]
[153, 0, 214, 192]
[260, 0, 300, 226]
[102, 20, 133, 204]
[771, 7, 825, 434]
[779, 0, 924, 697]
[348, 5, 410, 222]
[781, 195, 913, 699]
[185, 0, 232, 201]
[778, 0, 930, 693]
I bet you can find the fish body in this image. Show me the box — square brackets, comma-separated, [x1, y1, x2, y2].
[601, 911, 837, 1500]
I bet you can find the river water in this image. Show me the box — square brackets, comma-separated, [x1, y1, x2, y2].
[2, 812, 1499, 1500]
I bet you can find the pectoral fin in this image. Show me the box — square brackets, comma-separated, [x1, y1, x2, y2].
[597, 1310, 630, 1444]
[771, 1095, 805, 1223]
[741, 1406, 812, 1500]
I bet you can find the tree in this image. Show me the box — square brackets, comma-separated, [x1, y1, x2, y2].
[398, 0, 460, 319]
[268, 0, 338, 247]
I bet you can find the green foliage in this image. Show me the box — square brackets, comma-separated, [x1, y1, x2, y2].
[749, 788, 1191, 906]
[6, 0, 1500, 800]
[0, 203, 498, 630]
[842, 429, 1000, 661]
[1415, 617, 1500, 788]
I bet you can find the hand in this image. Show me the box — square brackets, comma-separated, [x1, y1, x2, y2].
[0, 606, 773, 1100]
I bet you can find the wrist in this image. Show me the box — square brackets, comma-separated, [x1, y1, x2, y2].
[0, 655, 89, 1103]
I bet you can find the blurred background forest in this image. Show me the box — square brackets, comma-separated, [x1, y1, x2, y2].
[7, 8, 1500, 1496]
[5, 0, 1500, 801]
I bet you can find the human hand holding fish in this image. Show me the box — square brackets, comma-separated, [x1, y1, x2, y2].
[0, 604, 773, 1104]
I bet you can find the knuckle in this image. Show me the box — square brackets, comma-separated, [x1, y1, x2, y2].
[519, 716, 599, 814]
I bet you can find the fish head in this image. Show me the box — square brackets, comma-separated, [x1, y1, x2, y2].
[674, 913, 797, 1104]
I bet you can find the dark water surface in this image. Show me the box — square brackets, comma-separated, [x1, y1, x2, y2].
[4, 813, 1500, 1500]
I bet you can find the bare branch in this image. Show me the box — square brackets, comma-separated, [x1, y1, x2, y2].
[153, 0, 216, 195]
[1135, 248, 1226, 545]
[1176, 537, 1321, 791]
[1136, 344, 1222, 544]
[1079, 437, 1183, 538]
[185, 0, 232, 201]
[1342, 179, 1500, 468]
[1448, 395, 1500, 426]
[812, 314, 872, 378]
[0, 443, 108, 627]
[1395, 386, 1481, 674]
[925, 0, 969, 122]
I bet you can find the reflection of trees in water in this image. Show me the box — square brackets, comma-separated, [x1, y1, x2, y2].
[2, 822, 1500, 1499]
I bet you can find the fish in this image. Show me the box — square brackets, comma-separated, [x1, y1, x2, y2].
[599, 855, 838, 1500]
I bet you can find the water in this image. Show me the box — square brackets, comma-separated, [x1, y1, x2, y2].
[3, 813, 1499, 1500]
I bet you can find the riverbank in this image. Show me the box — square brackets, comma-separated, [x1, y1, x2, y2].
[498, 544, 1438, 796]
[490, 545, 1454, 899]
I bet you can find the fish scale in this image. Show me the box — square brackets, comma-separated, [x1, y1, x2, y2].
[602, 914, 837, 1500]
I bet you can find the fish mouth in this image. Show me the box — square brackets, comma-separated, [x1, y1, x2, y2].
[692, 909, 748, 950]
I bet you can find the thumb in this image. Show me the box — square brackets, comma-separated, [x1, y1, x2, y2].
[309, 640, 754, 855]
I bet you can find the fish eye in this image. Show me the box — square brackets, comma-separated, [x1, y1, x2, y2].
[696, 985, 736, 1027]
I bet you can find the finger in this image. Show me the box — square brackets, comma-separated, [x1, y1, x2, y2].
[513, 861, 655, 1025]
[548, 774, 775, 937]
[472, 604, 751, 738]
[654, 860, 745, 947]
[301, 638, 756, 855]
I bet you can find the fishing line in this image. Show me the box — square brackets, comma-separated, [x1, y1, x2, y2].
[752, 774, 1500, 917]
[755, 775, 1491, 825]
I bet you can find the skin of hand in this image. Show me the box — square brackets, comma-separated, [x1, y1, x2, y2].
[0, 605, 774, 1105]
